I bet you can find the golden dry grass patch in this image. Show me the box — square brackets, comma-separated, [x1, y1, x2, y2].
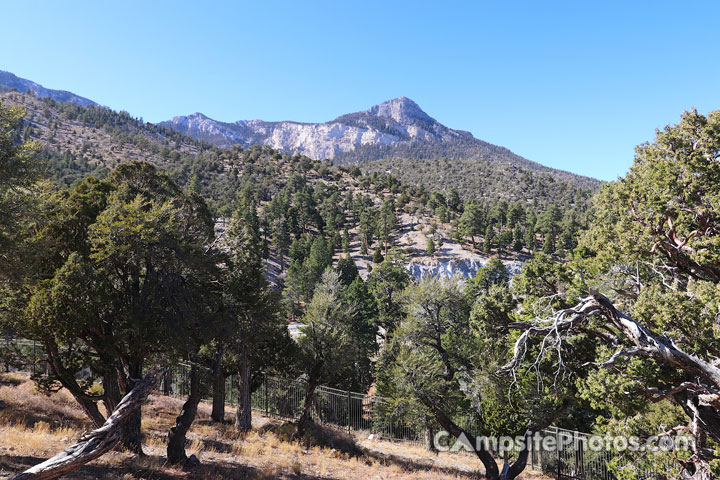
[0, 374, 550, 480]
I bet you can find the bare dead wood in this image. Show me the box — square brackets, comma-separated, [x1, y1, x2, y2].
[501, 291, 720, 392]
[501, 291, 720, 478]
[11, 367, 164, 480]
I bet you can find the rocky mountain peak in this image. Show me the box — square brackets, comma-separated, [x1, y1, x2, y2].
[168, 112, 212, 127]
[369, 97, 435, 125]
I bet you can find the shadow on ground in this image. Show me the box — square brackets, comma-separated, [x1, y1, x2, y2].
[361, 448, 479, 479]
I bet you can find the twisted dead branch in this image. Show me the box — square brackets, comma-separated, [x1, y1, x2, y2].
[11, 367, 164, 480]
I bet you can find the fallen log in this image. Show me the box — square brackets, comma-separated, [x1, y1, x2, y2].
[11, 367, 164, 480]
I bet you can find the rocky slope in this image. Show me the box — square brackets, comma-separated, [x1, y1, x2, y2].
[0, 90, 202, 174]
[0, 70, 97, 107]
[161, 97, 601, 202]
[0, 70, 600, 206]
[4, 89, 516, 283]
[161, 97, 467, 159]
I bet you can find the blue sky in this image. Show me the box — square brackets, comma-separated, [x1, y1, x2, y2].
[1, 1, 719, 181]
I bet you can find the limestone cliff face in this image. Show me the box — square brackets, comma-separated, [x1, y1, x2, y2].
[407, 257, 523, 281]
[161, 96, 601, 200]
[162, 97, 471, 160]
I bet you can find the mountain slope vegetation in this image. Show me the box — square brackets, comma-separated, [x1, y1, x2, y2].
[0, 70, 97, 107]
[0, 70, 601, 210]
[2, 73, 715, 479]
[161, 96, 601, 207]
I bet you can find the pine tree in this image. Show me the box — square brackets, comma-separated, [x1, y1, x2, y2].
[542, 234, 555, 255]
[336, 255, 359, 286]
[524, 224, 536, 252]
[512, 227, 524, 252]
[342, 226, 351, 253]
[484, 225, 495, 252]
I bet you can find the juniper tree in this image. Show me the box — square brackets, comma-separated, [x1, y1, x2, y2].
[0, 101, 40, 282]
[384, 267, 568, 479]
[368, 253, 410, 337]
[295, 269, 358, 438]
[504, 108, 720, 479]
[223, 191, 290, 433]
[24, 162, 219, 453]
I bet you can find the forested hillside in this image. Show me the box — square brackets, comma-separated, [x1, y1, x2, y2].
[3, 88, 720, 480]
[162, 96, 602, 209]
[1, 90, 590, 276]
[359, 153, 595, 209]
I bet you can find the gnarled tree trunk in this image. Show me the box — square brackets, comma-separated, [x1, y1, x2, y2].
[211, 346, 226, 423]
[43, 337, 106, 428]
[167, 363, 203, 464]
[295, 380, 318, 440]
[119, 360, 144, 454]
[10, 368, 163, 480]
[416, 391, 534, 480]
[74, 394, 106, 429]
[235, 349, 252, 432]
[424, 416, 438, 453]
[502, 291, 720, 479]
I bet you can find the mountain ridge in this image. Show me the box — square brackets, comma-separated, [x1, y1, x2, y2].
[160, 96, 601, 197]
[162, 96, 479, 158]
[0, 70, 601, 205]
[0, 70, 97, 107]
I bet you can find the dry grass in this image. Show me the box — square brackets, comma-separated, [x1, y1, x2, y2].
[0, 374, 90, 430]
[0, 373, 549, 479]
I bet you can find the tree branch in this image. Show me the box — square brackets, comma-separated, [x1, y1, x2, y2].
[11, 367, 164, 480]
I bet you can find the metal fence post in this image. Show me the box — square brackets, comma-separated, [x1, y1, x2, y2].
[556, 429, 562, 479]
[574, 430, 582, 477]
[264, 372, 269, 416]
[347, 388, 351, 434]
[230, 374, 234, 406]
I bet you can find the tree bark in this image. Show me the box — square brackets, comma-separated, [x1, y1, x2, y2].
[211, 346, 226, 423]
[167, 364, 202, 464]
[10, 368, 163, 480]
[424, 416, 438, 453]
[162, 369, 172, 396]
[74, 395, 106, 429]
[418, 394, 500, 479]
[295, 380, 318, 440]
[120, 360, 144, 454]
[234, 349, 252, 432]
[43, 337, 106, 428]
[502, 431, 532, 480]
[101, 368, 122, 414]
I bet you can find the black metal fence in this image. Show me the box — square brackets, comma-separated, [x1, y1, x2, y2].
[530, 427, 677, 479]
[1, 340, 680, 480]
[0, 338, 49, 376]
[209, 370, 678, 479]
[531, 427, 616, 479]
[250, 374, 423, 443]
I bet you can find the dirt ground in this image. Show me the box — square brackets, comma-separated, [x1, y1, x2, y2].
[0, 373, 550, 479]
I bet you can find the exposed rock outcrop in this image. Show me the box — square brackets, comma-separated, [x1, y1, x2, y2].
[407, 257, 522, 281]
[162, 97, 468, 160]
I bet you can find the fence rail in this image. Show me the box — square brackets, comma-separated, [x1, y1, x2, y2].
[1, 338, 679, 480]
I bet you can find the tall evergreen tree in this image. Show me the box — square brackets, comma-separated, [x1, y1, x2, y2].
[24, 162, 219, 453]
[223, 195, 289, 433]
